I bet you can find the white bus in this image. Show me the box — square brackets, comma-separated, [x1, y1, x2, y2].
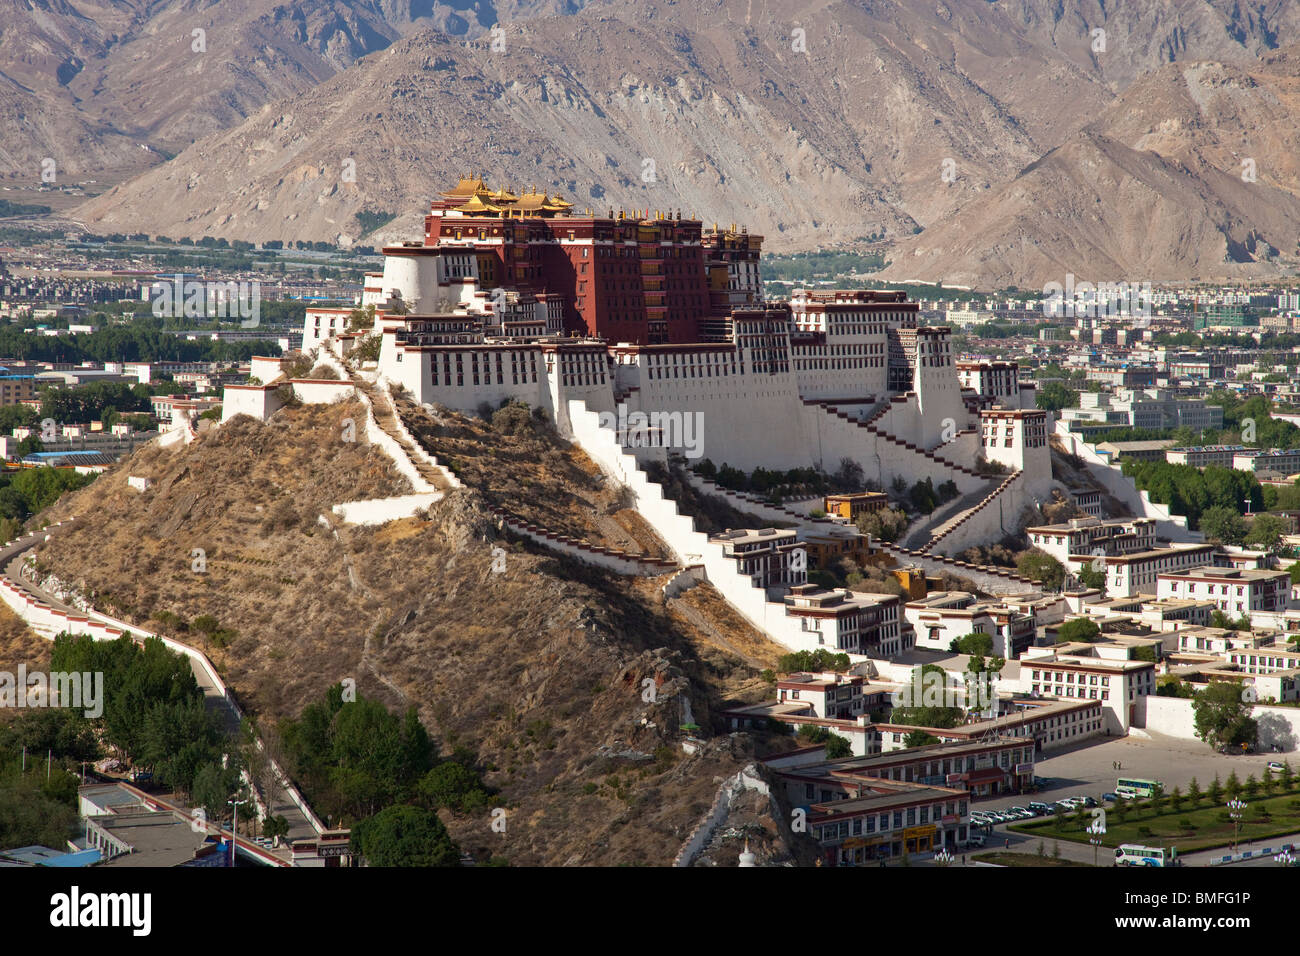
[1115, 844, 1178, 867]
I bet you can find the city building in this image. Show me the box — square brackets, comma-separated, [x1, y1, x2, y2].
[782, 584, 903, 656]
[1155, 567, 1291, 616]
[1026, 516, 1158, 566]
[1065, 544, 1217, 598]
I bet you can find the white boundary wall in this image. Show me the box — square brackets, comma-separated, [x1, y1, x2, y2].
[1139, 695, 1300, 752]
[0, 530, 326, 834]
[672, 763, 772, 866]
[568, 399, 829, 651]
[1054, 422, 1200, 542]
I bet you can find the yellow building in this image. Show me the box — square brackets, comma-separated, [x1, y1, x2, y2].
[824, 492, 890, 521]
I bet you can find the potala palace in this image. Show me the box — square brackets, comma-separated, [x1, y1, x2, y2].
[220, 177, 1072, 667]
[208, 180, 1300, 791]
[287, 177, 1055, 553]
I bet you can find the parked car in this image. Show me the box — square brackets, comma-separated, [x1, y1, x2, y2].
[1081, 796, 1098, 808]
[1102, 792, 1118, 802]
[1009, 807, 1032, 819]
[966, 834, 986, 848]
[1268, 761, 1286, 774]
[1028, 802, 1051, 814]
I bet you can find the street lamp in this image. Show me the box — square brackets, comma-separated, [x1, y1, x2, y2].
[934, 848, 954, 867]
[1088, 819, 1107, 867]
[1277, 848, 1294, 867]
[227, 797, 248, 868]
[1227, 798, 1247, 855]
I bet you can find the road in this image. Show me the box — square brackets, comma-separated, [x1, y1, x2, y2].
[0, 526, 320, 848]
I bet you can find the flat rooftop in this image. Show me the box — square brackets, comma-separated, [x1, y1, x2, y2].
[90, 811, 211, 868]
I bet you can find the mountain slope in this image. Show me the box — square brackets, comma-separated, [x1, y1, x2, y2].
[0, 0, 585, 179]
[31, 400, 787, 865]
[70, 0, 1130, 247]
[881, 49, 1300, 288]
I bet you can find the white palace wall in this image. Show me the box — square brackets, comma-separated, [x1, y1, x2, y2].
[567, 399, 825, 653]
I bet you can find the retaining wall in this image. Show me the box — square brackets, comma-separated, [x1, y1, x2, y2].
[1053, 423, 1200, 542]
[490, 507, 677, 577]
[568, 399, 834, 651]
[672, 763, 772, 867]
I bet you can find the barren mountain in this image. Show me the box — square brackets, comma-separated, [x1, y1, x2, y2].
[68, 0, 1133, 247]
[0, 0, 578, 179]
[16, 0, 1300, 278]
[881, 48, 1300, 289]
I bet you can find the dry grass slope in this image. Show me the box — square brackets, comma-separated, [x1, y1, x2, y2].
[33, 400, 787, 865]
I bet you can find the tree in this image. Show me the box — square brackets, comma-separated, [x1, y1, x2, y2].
[1055, 618, 1101, 644]
[1036, 381, 1079, 412]
[1017, 550, 1066, 590]
[1168, 786, 1183, 812]
[262, 814, 290, 842]
[832, 457, 864, 490]
[891, 665, 964, 729]
[191, 760, 243, 821]
[1260, 770, 1275, 796]
[1187, 777, 1202, 806]
[1226, 771, 1242, 799]
[1199, 505, 1247, 545]
[1076, 564, 1107, 593]
[903, 729, 940, 748]
[1244, 513, 1288, 553]
[1237, 770, 1258, 801]
[1207, 775, 1224, 805]
[1209, 609, 1251, 632]
[949, 632, 994, 656]
[909, 478, 937, 514]
[856, 507, 908, 543]
[1192, 681, 1257, 751]
[1149, 783, 1165, 814]
[824, 733, 852, 759]
[418, 761, 490, 814]
[350, 805, 460, 867]
[776, 649, 852, 674]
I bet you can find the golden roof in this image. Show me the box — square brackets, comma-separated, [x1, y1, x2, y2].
[441, 175, 488, 199]
[437, 178, 573, 218]
[456, 193, 503, 213]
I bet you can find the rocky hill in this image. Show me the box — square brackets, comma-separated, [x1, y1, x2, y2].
[31, 400, 794, 865]
[71, 0, 1291, 255]
[881, 48, 1300, 288]
[0, 0, 577, 180]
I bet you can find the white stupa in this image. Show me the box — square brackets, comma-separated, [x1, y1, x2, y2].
[738, 839, 757, 867]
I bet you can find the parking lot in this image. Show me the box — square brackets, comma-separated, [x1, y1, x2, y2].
[949, 731, 1300, 862]
[972, 731, 1295, 818]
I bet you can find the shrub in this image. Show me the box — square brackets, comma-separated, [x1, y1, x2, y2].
[491, 402, 533, 436]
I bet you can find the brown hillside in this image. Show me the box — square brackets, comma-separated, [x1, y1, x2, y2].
[33, 400, 788, 865]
